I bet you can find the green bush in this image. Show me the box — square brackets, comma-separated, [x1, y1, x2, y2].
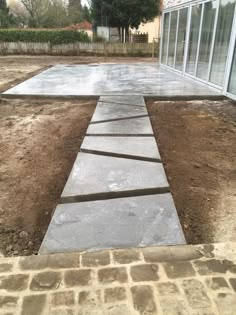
[0, 29, 90, 45]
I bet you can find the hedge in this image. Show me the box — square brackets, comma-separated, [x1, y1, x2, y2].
[0, 29, 90, 45]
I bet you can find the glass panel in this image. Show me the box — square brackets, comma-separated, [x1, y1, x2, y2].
[210, 0, 236, 87]
[186, 4, 202, 75]
[175, 7, 188, 71]
[196, 2, 216, 80]
[167, 11, 178, 67]
[161, 12, 170, 64]
[228, 44, 236, 95]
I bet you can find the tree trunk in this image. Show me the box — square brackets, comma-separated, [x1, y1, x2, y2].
[118, 27, 121, 43]
[121, 27, 124, 43]
[125, 26, 129, 43]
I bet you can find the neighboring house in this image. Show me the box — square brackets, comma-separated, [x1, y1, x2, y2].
[130, 0, 163, 43]
[64, 21, 93, 39]
[131, 17, 161, 43]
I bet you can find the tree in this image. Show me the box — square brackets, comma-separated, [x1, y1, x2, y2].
[20, 0, 50, 27]
[82, 5, 91, 22]
[43, 0, 69, 28]
[91, 0, 160, 42]
[0, 0, 13, 27]
[8, 0, 29, 27]
[68, 0, 81, 9]
[68, 0, 83, 24]
[0, 0, 7, 10]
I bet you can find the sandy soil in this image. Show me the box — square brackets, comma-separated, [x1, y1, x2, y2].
[0, 98, 96, 256]
[0, 56, 155, 93]
[147, 99, 236, 244]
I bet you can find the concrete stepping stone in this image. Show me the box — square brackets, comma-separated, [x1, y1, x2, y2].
[91, 102, 148, 122]
[99, 95, 146, 106]
[39, 194, 186, 254]
[61, 153, 169, 202]
[87, 116, 153, 135]
[81, 136, 161, 161]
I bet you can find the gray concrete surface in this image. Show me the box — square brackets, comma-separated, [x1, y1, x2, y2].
[99, 95, 146, 106]
[40, 194, 186, 254]
[91, 102, 148, 122]
[3, 64, 221, 97]
[87, 116, 154, 135]
[81, 136, 161, 161]
[61, 152, 169, 202]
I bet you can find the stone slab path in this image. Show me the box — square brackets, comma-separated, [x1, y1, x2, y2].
[40, 96, 185, 254]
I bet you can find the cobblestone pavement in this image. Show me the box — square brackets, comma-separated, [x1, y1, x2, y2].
[0, 243, 235, 315]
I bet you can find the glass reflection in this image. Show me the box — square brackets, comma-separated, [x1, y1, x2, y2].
[196, 1, 216, 80]
[175, 7, 188, 71]
[186, 4, 202, 75]
[210, 0, 236, 86]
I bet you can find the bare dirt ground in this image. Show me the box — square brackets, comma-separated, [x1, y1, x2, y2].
[0, 98, 96, 256]
[147, 99, 236, 244]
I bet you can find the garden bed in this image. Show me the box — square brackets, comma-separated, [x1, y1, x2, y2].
[147, 99, 236, 244]
[0, 98, 96, 256]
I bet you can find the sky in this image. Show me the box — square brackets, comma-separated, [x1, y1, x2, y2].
[81, 0, 90, 6]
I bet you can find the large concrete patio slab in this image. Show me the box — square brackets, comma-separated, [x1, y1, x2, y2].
[3, 64, 221, 97]
[81, 136, 161, 161]
[40, 194, 185, 254]
[61, 152, 169, 202]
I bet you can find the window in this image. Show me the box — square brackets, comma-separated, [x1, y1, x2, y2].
[168, 11, 178, 67]
[210, 0, 236, 87]
[186, 4, 203, 75]
[196, 1, 217, 80]
[161, 12, 170, 65]
[175, 7, 188, 71]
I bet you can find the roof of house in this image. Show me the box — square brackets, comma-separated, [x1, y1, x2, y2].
[64, 21, 92, 31]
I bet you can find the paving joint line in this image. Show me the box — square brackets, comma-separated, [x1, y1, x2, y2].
[60, 188, 170, 204]
[98, 100, 145, 107]
[80, 148, 162, 163]
[85, 134, 154, 137]
[90, 114, 149, 124]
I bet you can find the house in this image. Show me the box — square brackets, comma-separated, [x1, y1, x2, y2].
[161, 0, 236, 100]
[131, 17, 161, 43]
[64, 21, 93, 39]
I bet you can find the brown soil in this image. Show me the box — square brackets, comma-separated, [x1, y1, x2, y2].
[147, 99, 236, 244]
[0, 98, 96, 256]
[0, 56, 155, 92]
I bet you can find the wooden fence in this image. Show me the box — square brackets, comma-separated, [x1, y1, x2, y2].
[0, 42, 159, 57]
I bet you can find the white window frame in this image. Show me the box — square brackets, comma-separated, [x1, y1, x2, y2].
[223, 4, 236, 100]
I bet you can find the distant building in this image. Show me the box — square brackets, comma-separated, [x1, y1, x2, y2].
[131, 17, 161, 43]
[64, 21, 93, 39]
